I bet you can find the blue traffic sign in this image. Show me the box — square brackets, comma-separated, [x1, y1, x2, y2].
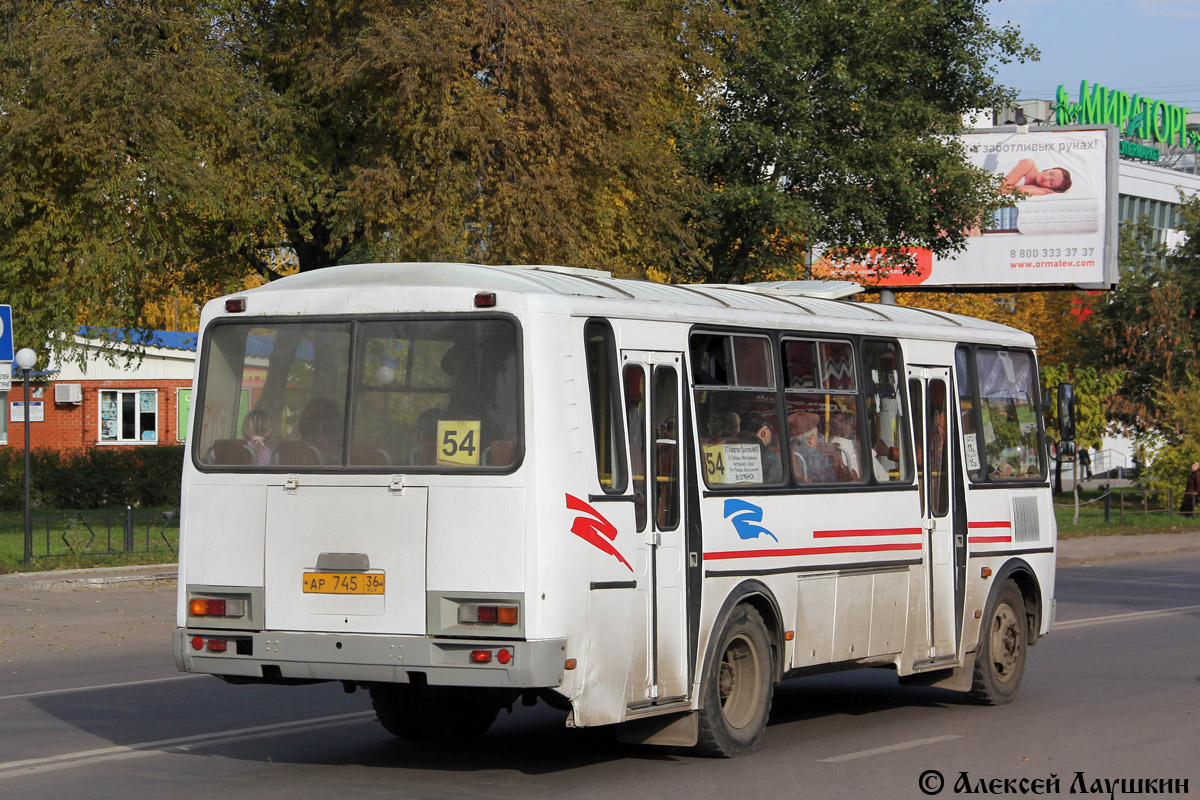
[0, 305, 12, 362]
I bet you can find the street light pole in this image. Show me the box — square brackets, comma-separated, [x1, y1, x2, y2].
[15, 348, 36, 568]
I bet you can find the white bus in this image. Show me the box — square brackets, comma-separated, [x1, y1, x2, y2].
[176, 262, 1058, 756]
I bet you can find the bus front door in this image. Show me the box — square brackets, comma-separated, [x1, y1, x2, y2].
[621, 352, 689, 707]
[907, 366, 963, 662]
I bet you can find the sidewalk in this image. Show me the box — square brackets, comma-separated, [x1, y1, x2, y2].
[1057, 530, 1200, 565]
[4, 531, 1200, 591]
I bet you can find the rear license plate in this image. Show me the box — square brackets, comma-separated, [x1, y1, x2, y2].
[302, 572, 385, 595]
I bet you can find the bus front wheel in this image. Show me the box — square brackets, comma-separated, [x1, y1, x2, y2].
[969, 581, 1027, 705]
[370, 684, 499, 740]
[695, 604, 774, 757]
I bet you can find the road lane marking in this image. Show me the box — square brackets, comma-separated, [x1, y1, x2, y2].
[1056, 604, 1200, 630]
[0, 674, 207, 703]
[819, 734, 963, 762]
[0, 711, 375, 779]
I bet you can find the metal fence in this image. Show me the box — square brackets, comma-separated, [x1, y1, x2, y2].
[28, 508, 179, 560]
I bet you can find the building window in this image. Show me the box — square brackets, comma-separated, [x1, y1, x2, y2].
[100, 389, 158, 443]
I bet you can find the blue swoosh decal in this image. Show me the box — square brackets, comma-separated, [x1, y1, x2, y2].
[723, 499, 778, 542]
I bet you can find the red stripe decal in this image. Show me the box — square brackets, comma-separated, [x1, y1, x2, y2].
[566, 493, 633, 571]
[968, 521, 1011, 529]
[705, 542, 924, 561]
[968, 535, 1013, 543]
[814, 527, 923, 538]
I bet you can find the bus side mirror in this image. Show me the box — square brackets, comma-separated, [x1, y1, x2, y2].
[1057, 383, 1076, 442]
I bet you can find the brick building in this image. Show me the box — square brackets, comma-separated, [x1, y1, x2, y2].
[1, 329, 196, 452]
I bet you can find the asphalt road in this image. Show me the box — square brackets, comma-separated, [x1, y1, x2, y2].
[1, 553, 1197, 799]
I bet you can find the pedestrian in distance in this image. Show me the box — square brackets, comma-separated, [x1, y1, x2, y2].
[1078, 446, 1091, 480]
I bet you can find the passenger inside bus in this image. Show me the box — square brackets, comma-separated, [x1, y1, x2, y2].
[789, 412, 837, 483]
[737, 410, 783, 484]
[242, 408, 276, 466]
[826, 412, 861, 482]
[296, 397, 344, 465]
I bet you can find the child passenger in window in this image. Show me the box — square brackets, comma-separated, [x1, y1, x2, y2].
[242, 408, 276, 466]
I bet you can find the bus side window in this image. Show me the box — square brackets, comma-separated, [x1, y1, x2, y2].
[862, 340, 911, 484]
[623, 364, 648, 531]
[584, 321, 628, 493]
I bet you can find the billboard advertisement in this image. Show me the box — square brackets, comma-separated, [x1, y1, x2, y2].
[823, 126, 1119, 289]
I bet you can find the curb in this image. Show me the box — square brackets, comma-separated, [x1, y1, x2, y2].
[0, 563, 176, 592]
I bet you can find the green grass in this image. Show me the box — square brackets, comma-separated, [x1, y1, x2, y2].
[1053, 487, 1200, 538]
[0, 507, 178, 574]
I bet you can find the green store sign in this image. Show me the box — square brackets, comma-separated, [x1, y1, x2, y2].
[1055, 80, 1200, 157]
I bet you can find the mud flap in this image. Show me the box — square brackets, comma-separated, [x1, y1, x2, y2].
[898, 654, 976, 692]
[616, 710, 699, 747]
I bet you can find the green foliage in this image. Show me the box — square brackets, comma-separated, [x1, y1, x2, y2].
[2, 0, 1039, 352]
[1077, 208, 1200, 432]
[1139, 381, 1200, 500]
[677, 0, 1037, 283]
[0, 446, 183, 510]
[1040, 363, 1122, 448]
[0, 0, 288, 363]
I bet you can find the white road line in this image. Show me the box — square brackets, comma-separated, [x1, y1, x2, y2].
[819, 734, 962, 763]
[0, 711, 376, 780]
[0, 674, 205, 702]
[1055, 604, 1200, 630]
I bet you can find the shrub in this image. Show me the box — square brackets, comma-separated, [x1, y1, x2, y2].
[0, 446, 184, 510]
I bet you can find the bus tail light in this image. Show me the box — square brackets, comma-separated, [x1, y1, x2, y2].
[468, 648, 514, 665]
[457, 604, 519, 626]
[189, 597, 246, 618]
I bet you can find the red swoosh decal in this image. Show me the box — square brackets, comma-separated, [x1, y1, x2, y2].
[566, 493, 632, 571]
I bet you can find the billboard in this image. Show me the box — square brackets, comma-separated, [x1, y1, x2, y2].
[823, 126, 1119, 290]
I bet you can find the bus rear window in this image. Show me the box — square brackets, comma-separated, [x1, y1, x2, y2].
[195, 318, 520, 471]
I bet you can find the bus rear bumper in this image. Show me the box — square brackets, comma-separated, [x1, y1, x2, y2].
[175, 628, 566, 688]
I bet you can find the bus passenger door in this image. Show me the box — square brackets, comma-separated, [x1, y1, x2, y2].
[622, 352, 689, 707]
[907, 366, 962, 661]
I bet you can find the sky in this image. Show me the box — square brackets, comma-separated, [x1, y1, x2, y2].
[986, 0, 1200, 109]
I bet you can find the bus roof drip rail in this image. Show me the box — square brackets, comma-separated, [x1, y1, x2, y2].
[504, 263, 615, 279]
[703, 280, 865, 300]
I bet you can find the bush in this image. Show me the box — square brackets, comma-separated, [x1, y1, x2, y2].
[0, 446, 184, 510]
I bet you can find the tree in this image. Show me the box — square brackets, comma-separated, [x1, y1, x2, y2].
[1076, 208, 1200, 433]
[0, 0, 287, 360]
[3, 0, 1041, 358]
[895, 290, 1081, 368]
[677, 0, 1036, 284]
[225, 0, 703, 275]
[1, 0, 702, 356]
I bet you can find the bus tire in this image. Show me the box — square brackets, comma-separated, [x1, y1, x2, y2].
[695, 604, 774, 757]
[370, 684, 499, 740]
[969, 581, 1027, 705]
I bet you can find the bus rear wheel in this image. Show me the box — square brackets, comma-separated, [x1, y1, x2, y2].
[370, 684, 499, 740]
[969, 581, 1027, 705]
[695, 604, 774, 757]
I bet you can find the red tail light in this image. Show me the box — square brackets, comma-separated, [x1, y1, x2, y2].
[457, 604, 519, 626]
